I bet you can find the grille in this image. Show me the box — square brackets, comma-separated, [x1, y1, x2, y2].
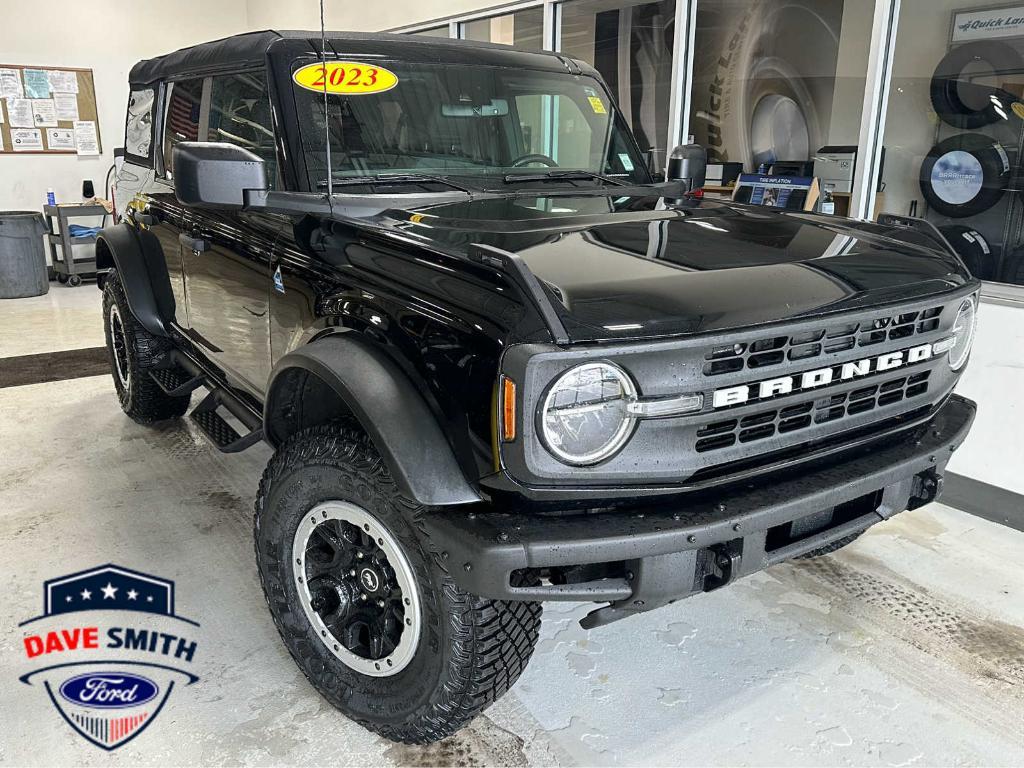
[695, 370, 932, 453]
[702, 305, 943, 376]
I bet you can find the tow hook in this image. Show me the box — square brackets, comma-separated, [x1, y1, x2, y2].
[911, 469, 943, 508]
[703, 544, 741, 591]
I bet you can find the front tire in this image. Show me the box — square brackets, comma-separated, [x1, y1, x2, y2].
[254, 424, 542, 744]
[102, 270, 190, 424]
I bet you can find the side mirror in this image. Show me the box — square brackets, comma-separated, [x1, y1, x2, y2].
[172, 142, 267, 209]
[667, 143, 707, 192]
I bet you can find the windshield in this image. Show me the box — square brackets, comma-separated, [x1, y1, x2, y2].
[290, 61, 651, 191]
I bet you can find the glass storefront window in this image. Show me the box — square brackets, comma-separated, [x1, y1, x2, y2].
[558, 0, 675, 171]
[687, 0, 874, 215]
[462, 8, 545, 49]
[411, 26, 451, 38]
[881, 0, 1024, 286]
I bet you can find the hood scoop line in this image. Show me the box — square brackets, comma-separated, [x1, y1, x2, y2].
[468, 243, 570, 345]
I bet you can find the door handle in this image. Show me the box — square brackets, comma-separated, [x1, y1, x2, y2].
[179, 232, 210, 253]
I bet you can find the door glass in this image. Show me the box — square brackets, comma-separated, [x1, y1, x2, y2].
[162, 78, 205, 180]
[209, 71, 279, 189]
[463, 8, 545, 49]
[558, 0, 675, 171]
[125, 88, 155, 162]
[880, 0, 1024, 286]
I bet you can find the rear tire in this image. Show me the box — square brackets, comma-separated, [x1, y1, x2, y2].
[102, 270, 190, 424]
[254, 423, 542, 745]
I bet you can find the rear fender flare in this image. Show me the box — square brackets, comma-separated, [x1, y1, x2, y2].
[95, 223, 174, 337]
[264, 334, 481, 507]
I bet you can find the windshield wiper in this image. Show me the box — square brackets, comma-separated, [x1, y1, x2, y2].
[501, 170, 629, 187]
[317, 173, 474, 194]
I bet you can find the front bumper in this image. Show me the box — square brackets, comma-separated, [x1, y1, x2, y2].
[422, 394, 975, 627]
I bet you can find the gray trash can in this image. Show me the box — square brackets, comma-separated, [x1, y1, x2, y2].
[0, 211, 49, 299]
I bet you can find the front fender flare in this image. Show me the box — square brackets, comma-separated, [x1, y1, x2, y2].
[95, 223, 174, 337]
[265, 334, 482, 507]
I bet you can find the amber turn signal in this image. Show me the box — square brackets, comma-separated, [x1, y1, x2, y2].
[501, 376, 516, 442]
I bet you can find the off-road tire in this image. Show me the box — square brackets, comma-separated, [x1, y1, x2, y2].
[795, 531, 864, 560]
[102, 270, 190, 423]
[254, 423, 543, 745]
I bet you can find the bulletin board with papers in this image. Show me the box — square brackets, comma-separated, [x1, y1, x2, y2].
[0, 65, 101, 155]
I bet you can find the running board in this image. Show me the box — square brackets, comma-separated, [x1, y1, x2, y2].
[149, 364, 204, 397]
[189, 390, 264, 453]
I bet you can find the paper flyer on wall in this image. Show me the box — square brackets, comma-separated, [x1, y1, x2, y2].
[73, 120, 99, 155]
[47, 70, 78, 93]
[46, 127, 75, 150]
[11, 128, 43, 151]
[32, 99, 57, 127]
[53, 92, 78, 121]
[0, 69, 23, 99]
[23, 69, 50, 99]
[6, 98, 33, 128]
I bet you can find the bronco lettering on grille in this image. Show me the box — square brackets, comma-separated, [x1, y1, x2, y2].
[711, 343, 934, 409]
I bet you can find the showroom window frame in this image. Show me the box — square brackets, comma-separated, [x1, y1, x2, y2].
[390, 0, 1024, 298]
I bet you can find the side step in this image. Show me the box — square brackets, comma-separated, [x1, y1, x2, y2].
[189, 390, 264, 453]
[149, 364, 204, 398]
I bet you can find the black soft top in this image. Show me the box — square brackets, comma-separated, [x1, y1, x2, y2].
[128, 30, 590, 86]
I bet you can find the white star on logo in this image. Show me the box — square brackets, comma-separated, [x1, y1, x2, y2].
[65, 596, 72, 603]
[127, 589, 138, 600]
[101, 582, 118, 600]
[80, 589, 92, 600]
[146, 596, 153, 602]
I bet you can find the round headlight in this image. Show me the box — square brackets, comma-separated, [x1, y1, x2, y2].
[948, 297, 977, 370]
[540, 362, 637, 466]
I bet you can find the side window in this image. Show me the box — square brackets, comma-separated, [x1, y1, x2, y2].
[125, 88, 156, 163]
[161, 78, 205, 180]
[208, 71, 279, 189]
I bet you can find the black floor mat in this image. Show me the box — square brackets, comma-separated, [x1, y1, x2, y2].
[0, 347, 110, 388]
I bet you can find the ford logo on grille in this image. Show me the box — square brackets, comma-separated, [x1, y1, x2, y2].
[58, 672, 159, 709]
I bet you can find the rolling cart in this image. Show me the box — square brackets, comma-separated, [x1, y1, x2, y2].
[43, 203, 105, 287]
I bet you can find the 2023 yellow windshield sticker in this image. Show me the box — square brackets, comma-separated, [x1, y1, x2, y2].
[292, 62, 398, 95]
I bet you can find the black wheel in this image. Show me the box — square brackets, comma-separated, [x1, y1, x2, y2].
[102, 270, 190, 424]
[919, 133, 1010, 218]
[795, 531, 864, 560]
[254, 423, 542, 745]
[939, 224, 994, 279]
[930, 40, 1022, 129]
[68, 274, 82, 287]
[56, 273, 68, 284]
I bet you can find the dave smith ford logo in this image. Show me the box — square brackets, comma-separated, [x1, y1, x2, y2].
[18, 564, 199, 751]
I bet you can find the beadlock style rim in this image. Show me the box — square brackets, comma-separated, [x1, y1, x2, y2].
[108, 302, 131, 390]
[292, 501, 421, 677]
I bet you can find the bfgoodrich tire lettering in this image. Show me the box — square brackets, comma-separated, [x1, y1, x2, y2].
[939, 224, 993, 280]
[102, 270, 190, 423]
[919, 134, 1010, 218]
[254, 423, 542, 744]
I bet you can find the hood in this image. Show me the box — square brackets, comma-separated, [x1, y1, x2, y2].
[381, 194, 972, 342]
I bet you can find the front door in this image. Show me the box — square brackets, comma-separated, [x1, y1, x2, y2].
[181, 212, 278, 396]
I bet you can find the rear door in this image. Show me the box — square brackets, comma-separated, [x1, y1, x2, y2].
[180, 70, 281, 397]
[145, 77, 207, 329]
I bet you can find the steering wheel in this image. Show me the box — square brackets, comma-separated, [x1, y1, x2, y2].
[510, 153, 559, 168]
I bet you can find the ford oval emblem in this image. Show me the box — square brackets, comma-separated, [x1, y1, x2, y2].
[58, 672, 159, 709]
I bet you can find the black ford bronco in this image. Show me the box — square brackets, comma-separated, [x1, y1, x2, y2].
[101, 30, 978, 744]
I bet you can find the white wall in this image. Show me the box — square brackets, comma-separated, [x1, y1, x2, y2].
[0, 0, 248, 214]
[948, 300, 1024, 495]
[245, 0, 482, 33]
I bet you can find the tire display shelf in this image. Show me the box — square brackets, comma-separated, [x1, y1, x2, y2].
[923, 33, 1024, 282]
[44, 203, 105, 287]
